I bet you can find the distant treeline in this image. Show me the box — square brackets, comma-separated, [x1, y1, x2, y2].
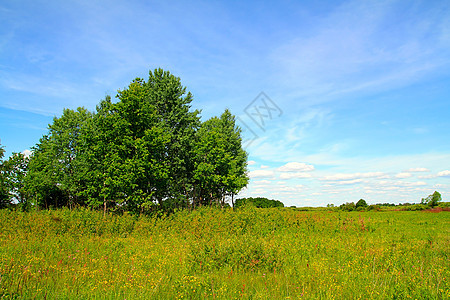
[0, 69, 249, 214]
[335, 192, 444, 211]
[235, 197, 284, 208]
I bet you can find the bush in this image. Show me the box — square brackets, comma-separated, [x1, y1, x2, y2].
[339, 202, 356, 211]
[367, 205, 381, 211]
[438, 202, 450, 208]
[235, 197, 284, 208]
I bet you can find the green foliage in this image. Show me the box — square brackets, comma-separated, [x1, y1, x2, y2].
[235, 197, 284, 208]
[438, 202, 450, 208]
[3, 153, 29, 205]
[376, 203, 396, 207]
[355, 199, 368, 209]
[0, 208, 448, 299]
[421, 191, 442, 207]
[400, 204, 427, 211]
[193, 110, 248, 207]
[367, 204, 381, 211]
[339, 202, 356, 211]
[8, 69, 248, 213]
[23, 107, 93, 209]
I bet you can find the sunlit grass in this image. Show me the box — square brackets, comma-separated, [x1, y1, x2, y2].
[0, 207, 448, 299]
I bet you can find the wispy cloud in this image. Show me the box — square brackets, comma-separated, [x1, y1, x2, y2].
[437, 170, 450, 177]
[270, 0, 450, 101]
[279, 172, 313, 180]
[395, 172, 413, 179]
[405, 167, 430, 172]
[321, 172, 385, 181]
[277, 162, 315, 172]
[418, 170, 450, 179]
[249, 170, 275, 178]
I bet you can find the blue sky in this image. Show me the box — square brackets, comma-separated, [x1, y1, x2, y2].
[1, 0, 449, 206]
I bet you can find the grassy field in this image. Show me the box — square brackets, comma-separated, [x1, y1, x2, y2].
[0, 207, 448, 299]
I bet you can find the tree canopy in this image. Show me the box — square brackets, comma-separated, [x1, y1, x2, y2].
[421, 191, 442, 207]
[2, 69, 249, 214]
[356, 199, 368, 208]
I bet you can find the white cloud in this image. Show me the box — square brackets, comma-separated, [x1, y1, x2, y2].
[418, 170, 450, 179]
[437, 170, 450, 177]
[260, 165, 270, 169]
[249, 170, 275, 178]
[338, 179, 364, 185]
[277, 162, 315, 172]
[404, 181, 427, 187]
[254, 180, 271, 185]
[405, 167, 430, 172]
[278, 186, 297, 192]
[247, 160, 256, 166]
[395, 172, 413, 179]
[321, 172, 384, 181]
[21, 149, 32, 158]
[376, 180, 427, 188]
[279, 172, 313, 180]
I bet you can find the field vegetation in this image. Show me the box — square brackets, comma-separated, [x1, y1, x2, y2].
[1, 206, 448, 299]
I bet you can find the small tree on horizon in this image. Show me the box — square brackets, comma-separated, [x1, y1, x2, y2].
[421, 191, 442, 207]
[356, 199, 368, 209]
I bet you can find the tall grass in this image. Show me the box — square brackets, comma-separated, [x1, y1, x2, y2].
[0, 207, 448, 299]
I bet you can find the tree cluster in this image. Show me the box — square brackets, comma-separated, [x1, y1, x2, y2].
[234, 197, 284, 208]
[1, 69, 249, 214]
[339, 199, 368, 211]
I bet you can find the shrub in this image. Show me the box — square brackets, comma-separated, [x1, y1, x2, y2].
[339, 202, 356, 211]
[438, 202, 450, 208]
[235, 197, 284, 208]
[367, 204, 381, 211]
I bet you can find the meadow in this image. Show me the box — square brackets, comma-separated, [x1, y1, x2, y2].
[0, 207, 448, 299]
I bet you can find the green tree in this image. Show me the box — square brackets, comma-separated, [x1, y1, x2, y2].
[113, 78, 172, 213]
[193, 109, 249, 207]
[356, 199, 368, 209]
[4, 152, 29, 207]
[24, 107, 93, 209]
[421, 191, 442, 207]
[24, 136, 60, 209]
[85, 73, 191, 214]
[143, 69, 201, 207]
[80, 96, 125, 213]
[87, 70, 201, 214]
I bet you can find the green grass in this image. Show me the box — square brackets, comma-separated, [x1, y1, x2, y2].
[0, 207, 449, 299]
